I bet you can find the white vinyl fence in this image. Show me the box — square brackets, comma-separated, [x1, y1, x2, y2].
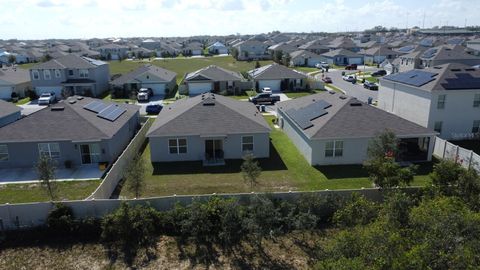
[433, 137, 480, 172]
[86, 117, 153, 200]
[0, 188, 420, 231]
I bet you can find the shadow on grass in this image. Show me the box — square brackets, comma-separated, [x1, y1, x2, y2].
[152, 142, 287, 176]
[315, 160, 436, 180]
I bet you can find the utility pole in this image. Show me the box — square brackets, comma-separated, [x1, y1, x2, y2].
[422, 11, 426, 29]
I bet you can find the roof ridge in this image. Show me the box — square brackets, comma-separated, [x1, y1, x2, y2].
[311, 97, 352, 138]
[65, 101, 110, 138]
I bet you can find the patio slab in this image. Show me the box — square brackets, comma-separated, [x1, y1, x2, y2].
[0, 165, 104, 184]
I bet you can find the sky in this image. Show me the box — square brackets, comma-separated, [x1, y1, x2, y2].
[1, 0, 479, 40]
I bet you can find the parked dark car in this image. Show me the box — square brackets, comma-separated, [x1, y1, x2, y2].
[371, 70, 387, 77]
[145, 104, 163, 114]
[322, 76, 332, 83]
[345, 64, 357, 70]
[249, 93, 281, 105]
[363, 81, 379, 90]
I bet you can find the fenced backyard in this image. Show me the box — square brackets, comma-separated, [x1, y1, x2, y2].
[433, 137, 480, 172]
[86, 117, 153, 200]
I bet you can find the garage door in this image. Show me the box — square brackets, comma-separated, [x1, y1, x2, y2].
[142, 83, 165, 96]
[35, 86, 62, 97]
[188, 82, 212, 96]
[259, 80, 281, 92]
[348, 58, 363, 65]
[0, 86, 13, 100]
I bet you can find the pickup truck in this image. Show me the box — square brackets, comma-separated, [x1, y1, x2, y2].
[249, 93, 281, 105]
[38, 92, 56, 105]
[137, 87, 153, 102]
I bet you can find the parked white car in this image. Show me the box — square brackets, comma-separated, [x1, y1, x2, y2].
[38, 92, 56, 105]
[136, 88, 153, 102]
[342, 75, 356, 82]
[261, 87, 272, 94]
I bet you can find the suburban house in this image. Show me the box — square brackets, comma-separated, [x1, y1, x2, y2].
[96, 44, 129, 60]
[184, 65, 244, 96]
[0, 100, 21, 128]
[0, 96, 140, 169]
[147, 93, 271, 165]
[361, 46, 398, 65]
[248, 63, 307, 92]
[378, 63, 480, 140]
[0, 67, 31, 100]
[110, 64, 176, 96]
[298, 39, 330, 54]
[466, 38, 480, 56]
[419, 45, 480, 68]
[289, 50, 324, 67]
[321, 49, 363, 66]
[233, 40, 270, 60]
[29, 54, 110, 97]
[182, 42, 203, 56]
[397, 51, 423, 72]
[268, 43, 298, 55]
[207, 42, 228, 55]
[328, 37, 360, 52]
[276, 91, 436, 166]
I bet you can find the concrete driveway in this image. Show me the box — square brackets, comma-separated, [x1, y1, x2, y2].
[0, 164, 103, 184]
[320, 66, 380, 103]
[18, 99, 47, 116]
[135, 95, 164, 115]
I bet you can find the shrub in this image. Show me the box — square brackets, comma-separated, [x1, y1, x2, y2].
[333, 193, 379, 227]
[47, 203, 75, 234]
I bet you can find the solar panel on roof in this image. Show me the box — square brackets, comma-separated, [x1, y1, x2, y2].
[97, 106, 126, 121]
[441, 73, 480, 90]
[422, 48, 437, 58]
[384, 70, 438, 87]
[398, 45, 414, 52]
[286, 100, 331, 130]
[83, 101, 108, 113]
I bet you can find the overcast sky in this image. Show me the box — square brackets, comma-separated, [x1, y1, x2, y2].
[1, 0, 479, 39]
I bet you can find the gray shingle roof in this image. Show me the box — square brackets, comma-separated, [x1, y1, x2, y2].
[248, 63, 307, 80]
[147, 93, 271, 137]
[289, 50, 321, 60]
[322, 49, 361, 58]
[31, 54, 107, 70]
[278, 92, 435, 139]
[0, 67, 30, 85]
[185, 65, 243, 82]
[0, 100, 21, 119]
[0, 96, 139, 143]
[111, 64, 177, 85]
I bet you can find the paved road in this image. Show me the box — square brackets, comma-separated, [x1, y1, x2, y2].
[319, 66, 380, 103]
[135, 95, 164, 115]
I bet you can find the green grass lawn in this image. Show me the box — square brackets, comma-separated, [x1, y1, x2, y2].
[14, 97, 31, 105]
[284, 90, 323, 99]
[324, 84, 344, 94]
[294, 67, 319, 73]
[0, 180, 101, 204]
[120, 115, 434, 198]
[102, 93, 135, 103]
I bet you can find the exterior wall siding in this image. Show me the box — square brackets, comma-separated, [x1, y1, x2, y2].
[277, 109, 313, 164]
[0, 111, 20, 128]
[311, 137, 370, 165]
[149, 132, 270, 162]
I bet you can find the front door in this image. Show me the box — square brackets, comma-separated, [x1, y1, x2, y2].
[214, 82, 220, 92]
[80, 144, 101, 164]
[205, 140, 223, 161]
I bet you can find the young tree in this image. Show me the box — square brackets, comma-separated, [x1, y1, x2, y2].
[364, 130, 417, 188]
[8, 54, 16, 64]
[241, 153, 262, 189]
[36, 155, 57, 201]
[255, 60, 261, 68]
[231, 47, 239, 59]
[124, 154, 146, 198]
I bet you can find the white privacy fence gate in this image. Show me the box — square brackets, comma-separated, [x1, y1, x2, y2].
[433, 137, 480, 172]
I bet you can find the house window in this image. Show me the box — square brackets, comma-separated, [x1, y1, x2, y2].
[38, 143, 60, 159]
[43, 70, 51, 80]
[168, 138, 187, 154]
[32, 70, 40, 80]
[55, 69, 61, 78]
[242, 136, 254, 152]
[68, 69, 74, 76]
[434, 121, 443, 133]
[472, 120, 480, 133]
[325, 140, 343, 157]
[0, 145, 8, 161]
[437, 94, 446, 109]
[474, 94, 480, 108]
[79, 69, 89, 78]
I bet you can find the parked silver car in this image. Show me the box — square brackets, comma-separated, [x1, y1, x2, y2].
[38, 92, 56, 105]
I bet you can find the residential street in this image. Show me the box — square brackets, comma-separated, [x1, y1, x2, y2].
[318, 66, 380, 103]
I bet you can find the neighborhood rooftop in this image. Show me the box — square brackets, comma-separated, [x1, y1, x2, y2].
[111, 64, 177, 85]
[147, 93, 270, 137]
[0, 96, 139, 143]
[185, 65, 243, 81]
[31, 54, 107, 70]
[278, 92, 434, 139]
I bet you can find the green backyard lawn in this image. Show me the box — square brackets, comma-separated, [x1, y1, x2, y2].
[0, 180, 101, 204]
[120, 115, 434, 198]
